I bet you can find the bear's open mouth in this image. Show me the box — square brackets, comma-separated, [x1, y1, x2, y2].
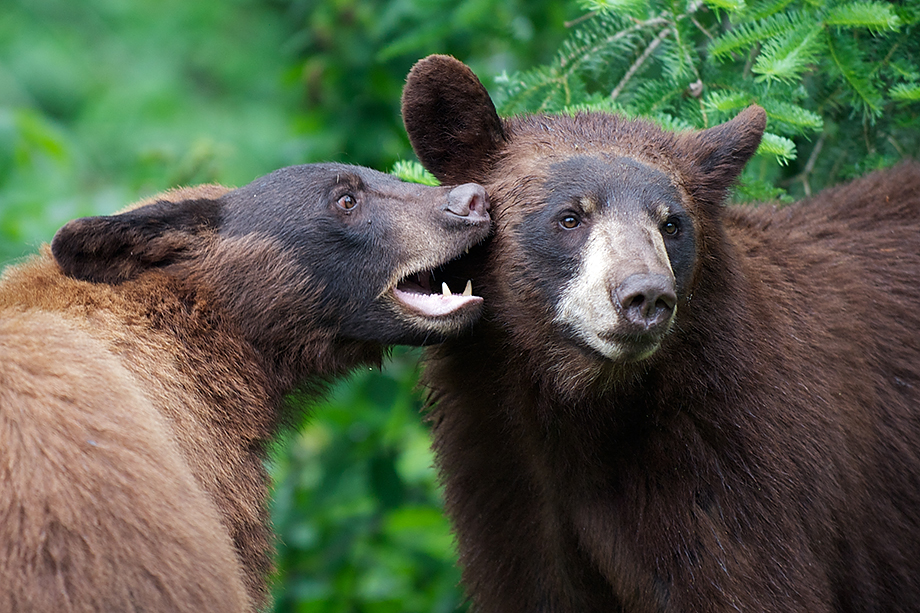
[392, 267, 482, 319]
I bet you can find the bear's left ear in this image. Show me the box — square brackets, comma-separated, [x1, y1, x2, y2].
[51, 198, 222, 284]
[402, 55, 506, 185]
[678, 105, 766, 208]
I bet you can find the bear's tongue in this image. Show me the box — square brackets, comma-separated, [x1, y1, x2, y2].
[393, 272, 480, 317]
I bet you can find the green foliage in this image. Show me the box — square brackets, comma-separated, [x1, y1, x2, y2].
[495, 0, 920, 200]
[0, 0, 301, 264]
[391, 160, 440, 186]
[281, 0, 575, 173]
[270, 350, 465, 613]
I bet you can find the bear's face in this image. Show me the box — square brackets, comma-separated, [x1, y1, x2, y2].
[51, 163, 491, 353]
[403, 55, 763, 390]
[505, 153, 695, 362]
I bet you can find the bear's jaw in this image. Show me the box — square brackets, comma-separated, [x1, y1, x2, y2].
[391, 269, 481, 319]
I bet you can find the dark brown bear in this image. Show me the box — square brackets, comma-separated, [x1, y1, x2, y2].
[402, 54, 920, 612]
[0, 163, 489, 612]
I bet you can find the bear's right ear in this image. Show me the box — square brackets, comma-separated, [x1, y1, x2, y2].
[402, 55, 506, 185]
[51, 198, 222, 284]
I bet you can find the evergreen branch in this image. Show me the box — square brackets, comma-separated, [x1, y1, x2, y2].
[888, 58, 919, 82]
[669, 15, 702, 82]
[825, 2, 901, 31]
[390, 160, 440, 186]
[825, 31, 884, 118]
[710, 11, 814, 60]
[742, 0, 797, 23]
[647, 112, 696, 132]
[562, 95, 632, 116]
[752, 21, 824, 83]
[798, 131, 827, 196]
[629, 78, 692, 115]
[565, 11, 599, 28]
[734, 178, 791, 203]
[704, 0, 744, 11]
[703, 90, 754, 114]
[760, 99, 823, 135]
[758, 132, 797, 164]
[612, 26, 672, 101]
[579, 0, 647, 18]
[890, 82, 920, 102]
[558, 14, 669, 74]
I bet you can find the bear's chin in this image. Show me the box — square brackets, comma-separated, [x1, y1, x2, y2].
[588, 336, 664, 365]
[536, 338, 659, 402]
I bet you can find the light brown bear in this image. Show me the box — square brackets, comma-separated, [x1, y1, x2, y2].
[0, 163, 489, 612]
[402, 55, 920, 612]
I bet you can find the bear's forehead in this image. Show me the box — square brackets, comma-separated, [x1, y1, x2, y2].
[542, 155, 682, 208]
[499, 112, 681, 172]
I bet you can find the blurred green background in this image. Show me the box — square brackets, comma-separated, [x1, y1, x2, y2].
[0, 1, 573, 611]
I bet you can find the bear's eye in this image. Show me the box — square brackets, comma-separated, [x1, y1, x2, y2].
[559, 215, 581, 230]
[662, 217, 680, 236]
[336, 194, 358, 211]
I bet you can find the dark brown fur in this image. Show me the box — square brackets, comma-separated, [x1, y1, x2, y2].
[0, 164, 490, 612]
[402, 55, 920, 612]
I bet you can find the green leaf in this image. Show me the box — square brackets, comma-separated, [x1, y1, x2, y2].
[757, 131, 797, 164]
[752, 21, 825, 83]
[825, 1, 902, 31]
[890, 82, 920, 102]
[389, 160, 440, 186]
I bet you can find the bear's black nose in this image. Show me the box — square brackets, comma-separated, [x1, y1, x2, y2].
[614, 273, 677, 330]
[445, 183, 490, 222]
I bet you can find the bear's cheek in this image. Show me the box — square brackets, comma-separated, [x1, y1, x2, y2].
[489, 220, 580, 322]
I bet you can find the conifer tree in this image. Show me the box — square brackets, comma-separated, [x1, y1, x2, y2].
[489, 0, 920, 200]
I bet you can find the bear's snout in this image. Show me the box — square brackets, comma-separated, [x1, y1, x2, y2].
[445, 183, 490, 223]
[614, 273, 677, 332]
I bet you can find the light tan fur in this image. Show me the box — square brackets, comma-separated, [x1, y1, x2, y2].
[0, 254, 254, 612]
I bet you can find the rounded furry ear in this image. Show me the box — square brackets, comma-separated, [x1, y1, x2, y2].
[678, 105, 766, 208]
[401, 55, 506, 185]
[52, 198, 221, 284]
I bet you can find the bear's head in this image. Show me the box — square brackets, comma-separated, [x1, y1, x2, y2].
[51, 163, 491, 374]
[402, 55, 765, 394]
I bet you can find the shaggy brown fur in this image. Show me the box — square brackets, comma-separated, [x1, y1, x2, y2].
[0, 163, 490, 612]
[402, 55, 920, 612]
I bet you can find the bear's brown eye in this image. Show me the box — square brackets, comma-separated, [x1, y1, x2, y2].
[662, 217, 680, 236]
[337, 194, 357, 210]
[560, 215, 580, 230]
